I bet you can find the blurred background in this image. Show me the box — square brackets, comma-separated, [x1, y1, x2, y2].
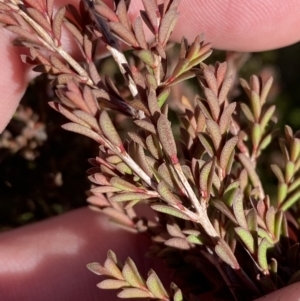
[1, 42, 300, 232]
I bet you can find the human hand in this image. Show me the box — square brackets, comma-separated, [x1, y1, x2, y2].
[1, 1, 300, 300]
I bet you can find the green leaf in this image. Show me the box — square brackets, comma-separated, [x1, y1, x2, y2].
[257, 238, 271, 272]
[232, 190, 248, 229]
[247, 208, 258, 232]
[86, 262, 111, 276]
[157, 88, 171, 107]
[265, 206, 275, 236]
[104, 258, 124, 280]
[251, 123, 261, 150]
[277, 182, 288, 205]
[110, 192, 151, 202]
[198, 133, 214, 156]
[260, 105, 275, 132]
[157, 181, 182, 206]
[122, 258, 146, 288]
[274, 210, 283, 241]
[240, 103, 254, 123]
[285, 161, 295, 183]
[238, 153, 261, 190]
[270, 164, 285, 183]
[235, 227, 255, 254]
[250, 90, 261, 122]
[211, 199, 237, 223]
[97, 279, 128, 289]
[146, 270, 169, 299]
[280, 188, 300, 211]
[118, 288, 152, 298]
[215, 239, 240, 269]
[291, 138, 300, 162]
[151, 204, 190, 220]
[220, 136, 238, 172]
[135, 50, 156, 67]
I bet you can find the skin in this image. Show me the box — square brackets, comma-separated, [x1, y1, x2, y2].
[1, 0, 300, 300]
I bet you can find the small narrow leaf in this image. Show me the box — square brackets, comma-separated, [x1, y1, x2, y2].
[146, 270, 169, 299]
[206, 119, 221, 150]
[110, 192, 151, 202]
[265, 206, 275, 236]
[215, 239, 240, 269]
[235, 227, 255, 254]
[52, 6, 66, 41]
[219, 102, 236, 134]
[118, 288, 152, 298]
[233, 190, 248, 229]
[157, 114, 178, 164]
[211, 200, 237, 223]
[99, 111, 124, 150]
[204, 88, 220, 121]
[220, 136, 238, 172]
[151, 204, 190, 220]
[257, 238, 271, 272]
[97, 279, 128, 289]
[122, 258, 145, 287]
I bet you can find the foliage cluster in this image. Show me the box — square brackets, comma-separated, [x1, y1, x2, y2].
[2, 0, 300, 300]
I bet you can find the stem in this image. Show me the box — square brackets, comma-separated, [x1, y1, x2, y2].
[173, 163, 219, 237]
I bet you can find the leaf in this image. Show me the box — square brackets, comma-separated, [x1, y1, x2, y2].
[99, 111, 124, 150]
[52, 6, 66, 41]
[206, 119, 221, 150]
[27, 8, 51, 32]
[270, 164, 285, 183]
[247, 208, 258, 232]
[146, 270, 169, 299]
[250, 90, 261, 122]
[235, 227, 255, 254]
[285, 161, 295, 184]
[61, 122, 102, 142]
[134, 120, 156, 134]
[232, 190, 248, 229]
[280, 188, 300, 211]
[157, 114, 178, 164]
[151, 204, 190, 220]
[157, 88, 170, 107]
[142, 0, 159, 33]
[211, 200, 237, 223]
[204, 88, 220, 121]
[122, 258, 145, 287]
[215, 239, 240, 269]
[219, 102, 236, 134]
[97, 279, 128, 289]
[109, 22, 139, 47]
[135, 50, 155, 68]
[260, 105, 276, 132]
[265, 206, 275, 236]
[157, 181, 182, 206]
[257, 238, 271, 272]
[240, 103, 254, 123]
[238, 153, 261, 190]
[110, 192, 151, 202]
[86, 262, 111, 276]
[104, 258, 124, 280]
[94, 3, 119, 22]
[158, 7, 179, 46]
[260, 77, 273, 105]
[199, 158, 215, 199]
[218, 75, 233, 104]
[220, 136, 238, 172]
[274, 210, 283, 241]
[133, 17, 147, 49]
[118, 288, 152, 298]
